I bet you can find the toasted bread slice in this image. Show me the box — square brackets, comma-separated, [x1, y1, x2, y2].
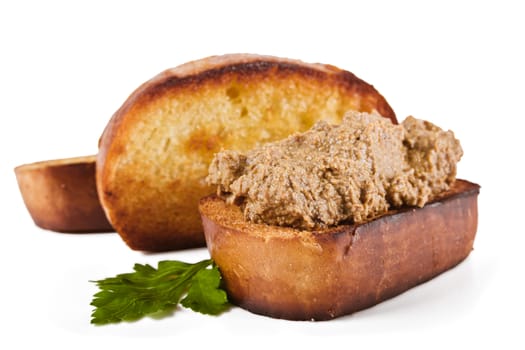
[15, 156, 113, 233]
[199, 179, 480, 320]
[97, 54, 397, 251]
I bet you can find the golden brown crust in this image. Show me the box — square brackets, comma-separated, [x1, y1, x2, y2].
[15, 156, 113, 233]
[97, 53, 397, 251]
[199, 179, 480, 320]
[111, 54, 396, 126]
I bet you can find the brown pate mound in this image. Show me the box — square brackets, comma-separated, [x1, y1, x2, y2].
[207, 111, 463, 230]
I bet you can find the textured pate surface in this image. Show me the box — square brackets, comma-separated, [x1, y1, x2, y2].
[207, 111, 463, 229]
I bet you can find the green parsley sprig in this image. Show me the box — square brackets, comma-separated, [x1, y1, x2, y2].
[90, 259, 229, 325]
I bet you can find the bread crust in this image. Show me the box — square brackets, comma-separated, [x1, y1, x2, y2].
[97, 54, 397, 251]
[199, 179, 480, 320]
[15, 156, 113, 233]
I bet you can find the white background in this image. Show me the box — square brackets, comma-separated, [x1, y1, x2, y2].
[1, 0, 523, 348]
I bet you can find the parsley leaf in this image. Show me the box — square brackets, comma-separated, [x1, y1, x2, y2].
[181, 266, 228, 314]
[90, 259, 230, 325]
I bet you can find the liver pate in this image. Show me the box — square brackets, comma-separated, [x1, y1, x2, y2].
[206, 111, 463, 230]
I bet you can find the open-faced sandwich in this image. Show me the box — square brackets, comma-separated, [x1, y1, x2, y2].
[200, 110, 479, 320]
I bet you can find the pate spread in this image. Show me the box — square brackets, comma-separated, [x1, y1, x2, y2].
[206, 111, 463, 230]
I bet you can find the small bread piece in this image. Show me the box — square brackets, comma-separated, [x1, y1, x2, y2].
[199, 179, 480, 321]
[15, 156, 113, 233]
[97, 54, 397, 251]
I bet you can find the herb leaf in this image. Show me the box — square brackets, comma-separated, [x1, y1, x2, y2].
[90, 259, 229, 325]
[181, 265, 229, 315]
